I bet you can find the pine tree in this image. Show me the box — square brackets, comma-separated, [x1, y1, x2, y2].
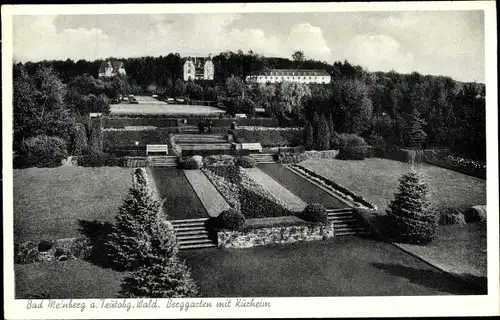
[106, 184, 177, 270]
[304, 120, 315, 151]
[386, 170, 438, 245]
[404, 109, 427, 149]
[328, 113, 335, 136]
[312, 111, 321, 150]
[119, 257, 198, 298]
[87, 118, 103, 154]
[318, 113, 331, 151]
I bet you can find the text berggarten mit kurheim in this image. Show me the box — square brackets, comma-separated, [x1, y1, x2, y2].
[27, 298, 272, 312]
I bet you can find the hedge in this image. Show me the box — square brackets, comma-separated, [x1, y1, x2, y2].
[103, 129, 173, 150]
[17, 135, 68, 168]
[300, 203, 328, 225]
[234, 128, 303, 147]
[104, 116, 281, 128]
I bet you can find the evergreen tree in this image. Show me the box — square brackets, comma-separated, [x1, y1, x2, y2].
[106, 183, 177, 270]
[386, 170, 438, 245]
[318, 113, 331, 150]
[72, 123, 88, 155]
[312, 111, 321, 150]
[119, 257, 198, 298]
[87, 118, 103, 154]
[304, 120, 315, 151]
[404, 109, 427, 149]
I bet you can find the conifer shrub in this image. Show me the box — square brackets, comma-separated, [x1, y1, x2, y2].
[235, 155, 257, 168]
[72, 124, 88, 155]
[217, 209, 245, 231]
[438, 207, 466, 225]
[119, 257, 198, 298]
[18, 135, 68, 168]
[317, 114, 331, 151]
[337, 134, 369, 160]
[386, 170, 438, 245]
[304, 121, 315, 151]
[301, 203, 328, 225]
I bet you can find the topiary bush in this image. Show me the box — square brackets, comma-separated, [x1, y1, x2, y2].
[18, 135, 68, 168]
[179, 157, 201, 170]
[464, 205, 487, 223]
[337, 134, 369, 160]
[217, 209, 246, 231]
[438, 207, 466, 225]
[386, 170, 438, 245]
[301, 203, 328, 225]
[38, 240, 54, 252]
[235, 155, 257, 168]
[72, 124, 88, 155]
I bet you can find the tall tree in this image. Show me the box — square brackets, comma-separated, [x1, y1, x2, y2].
[317, 113, 331, 150]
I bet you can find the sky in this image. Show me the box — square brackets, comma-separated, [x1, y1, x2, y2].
[12, 11, 485, 83]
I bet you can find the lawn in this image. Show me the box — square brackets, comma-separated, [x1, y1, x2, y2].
[258, 163, 348, 209]
[396, 223, 487, 279]
[110, 101, 225, 116]
[150, 167, 208, 220]
[13, 167, 133, 243]
[15, 259, 125, 299]
[300, 158, 486, 212]
[181, 236, 485, 296]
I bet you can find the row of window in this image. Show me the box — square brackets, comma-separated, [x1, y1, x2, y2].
[256, 76, 328, 80]
[262, 71, 323, 76]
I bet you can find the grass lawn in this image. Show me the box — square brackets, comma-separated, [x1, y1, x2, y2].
[396, 223, 487, 279]
[110, 102, 225, 116]
[151, 167, 208, 220]
[180, 236, 484, 296]
[15, 259, 125, 299]
[258, 163, 348, 209]
[301, 158, 486, 212]
[14, 167, 133, 243]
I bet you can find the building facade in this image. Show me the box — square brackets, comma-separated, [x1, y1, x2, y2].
[183, 56, 214, 81]
[98, 61, 126, 78]
[246, 69, 331, 84]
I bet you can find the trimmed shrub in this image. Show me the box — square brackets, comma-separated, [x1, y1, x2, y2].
[239, 187, 292, 219]
[18, 135, 68, 168]
[386, 170, 438, 245]
[304, 121, 315, 151]
[235, 156, 257, 168]
[15, 241, 39, 264]
[330, 131, 342, 150]
[317, 113, 331, 151]
[38, 240, 54, 252]
[72, 124, 88, 155]
[180, 157, 201, 170]
[301, 203, 328, 225]
[464, 205, 487, 223]
[234, 128, 303, 147]
[119, 257, 198, 298]
[217, 209, 245, 231]
[274, 152, 307, 164]
[438, 208, 466, 225]
[337, 134, 369, 160]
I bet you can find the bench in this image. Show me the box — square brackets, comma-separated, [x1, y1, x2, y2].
[241, 143, 262, 153]
[146, 144, 168, 155]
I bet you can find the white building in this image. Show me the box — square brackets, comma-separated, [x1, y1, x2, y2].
[98, 61, 126, 78]
[183, 56, 214, 81]
[246, 69, 331, 84]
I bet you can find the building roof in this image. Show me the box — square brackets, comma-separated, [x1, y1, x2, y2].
[98, 61, 125, 74]
[248, 69, 330, 77]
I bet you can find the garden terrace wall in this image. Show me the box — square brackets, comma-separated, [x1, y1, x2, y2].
[103, 117, 281, 128]
[217, 222, 335, 249]
[235, 128, 303, 147]
[103, 128, 174, 151]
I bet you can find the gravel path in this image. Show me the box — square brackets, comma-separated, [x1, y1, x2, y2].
[183, 169, 231, 217]
[243, 167, 307, 211]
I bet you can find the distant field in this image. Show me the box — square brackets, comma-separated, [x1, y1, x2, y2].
[110, 96, 225, 115]
[13, 167, 133, 243]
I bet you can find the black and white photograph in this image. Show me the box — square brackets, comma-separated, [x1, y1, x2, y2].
[2, 2, 498, 319]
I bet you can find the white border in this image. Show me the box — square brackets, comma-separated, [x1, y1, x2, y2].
[2, 2, 499, 319]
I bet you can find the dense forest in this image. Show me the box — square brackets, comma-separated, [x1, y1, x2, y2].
[13, 50, 486, 162]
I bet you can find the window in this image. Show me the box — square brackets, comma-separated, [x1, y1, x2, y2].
[309, 77, 311, 79]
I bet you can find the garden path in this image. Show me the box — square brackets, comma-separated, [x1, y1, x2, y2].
[243, 167, 307, 211]
[183, 169, 232, 217]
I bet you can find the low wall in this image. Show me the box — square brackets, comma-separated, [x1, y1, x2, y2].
[217, 223, 335, 249]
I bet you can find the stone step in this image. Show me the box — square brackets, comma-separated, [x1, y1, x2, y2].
[174, 225, 206, 231]
[171, 218, 209, 224]
[335, 230, 369, 236]
[326, 208, 354, 212]
[172, 222, 207, 228]
[179, 243, 217, 250]
[335, 226, 366, 233]
[178, 238, 214, 245]
[177, 234, 211, 241]
[174, 230, 209, 236]
[329, 217, 358, 223]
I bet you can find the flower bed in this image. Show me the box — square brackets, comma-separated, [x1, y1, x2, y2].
[289, 164, 377, 210]
[202, 165, 293, 219]
[426, 155, 486, 179]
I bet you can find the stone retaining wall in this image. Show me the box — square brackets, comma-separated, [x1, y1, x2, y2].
[217, 223, 335, 249]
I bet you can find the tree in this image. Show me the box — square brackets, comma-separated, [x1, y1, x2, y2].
[312, 111, 321, 149]
[119, 257, 198, 298]
[71, 123, 88, 155]
[173, 79, 186, 97]
[106, 182, 177, 270]
[386, 170, 438, 245]
[317, 113, 331, 150]
[272, 82, 311, 119]
[404, 108, 427, 149]
[304, 120, 315, 150]
[147, 84, 157, 94]
[292, 51, 305, 68]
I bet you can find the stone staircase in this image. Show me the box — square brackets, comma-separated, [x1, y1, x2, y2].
[250, 153, 275, 164]
[326, 208, 368, 236]
[149, 156, 178, 167]
[178, 126, 199, 134]
[171, 218, 216, 250]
